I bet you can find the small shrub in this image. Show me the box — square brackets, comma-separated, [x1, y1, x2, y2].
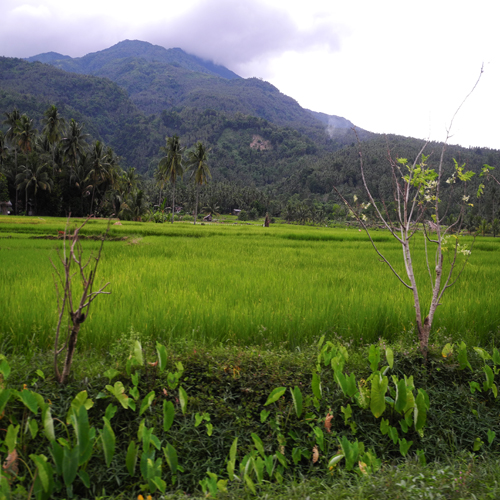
[238, 210, 249, 221]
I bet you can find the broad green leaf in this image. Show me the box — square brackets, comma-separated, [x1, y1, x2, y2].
[395, 378, 407, 413]
[217, 479, 228, 493]
[328, 453, 344, 467]
[275, 450, 288, 468]
[206, 423, 213, 436]
[230, 437, 238, 463]
[312, 372, 322, 399]
[483, 364, 494, 390]
[341, 404, 352, 424]
[414, 391, 427, 431]
[50, 442, 64, 476]
[164, 442, 178, 474]
[103, 368, 120, 382]
[62, 445, 79, 488]
[163, 400, 175, 432]
[340, 436, 359, 471]
[264, 387, 286, 406]
[30, 454, 53, 494]
[251, 433, 266, 458]
[368, 345, 381, 372]
[244, 473, 256, 494]
[78, 470, 90, 488]
[195, 412, 203, 427]
[179, 386, 188, 415]
[126, 441, 138, 477]
[139, 391, 156, 416]
[0, 358, 11, 379]
[152, 476, 166, 494]
[487, 429, 496, 445]
[101, 417, 116, 467]
[75, 405, 93, 465]
[19, 389, 39, 414]
[28, 418, 39, 439]
[314, 427, 325, 451]
[474, 347, 491, 361]
[493, 348, 500, 366]
[388, 426, 399, 444]
[458, 342, 472, 370]
[399, 438, 413, 457]
[260, 409, 270, 423]
[254, 456, 265, 484]
[292, 447, 302, 465]
[264, 455, 274, 476]
[133, 340, 144, 366]
[473, 437, 483, 451]
[0, 388, 12, 416]
[380, 418, 390, 435]
[370, 375, 388, 418]
[291, 386, 303, 418]
[106, 381, 131, 409]
[441, 343, 453, 358]
[386, 347, 394, 369]
[156, 342, 168, 372]
[5, 424, 19, 454]
[104, 403, 117, 421]
[345, 373, 358, 397]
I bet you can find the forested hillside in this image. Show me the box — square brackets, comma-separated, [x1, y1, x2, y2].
[1, 40, 499, 227]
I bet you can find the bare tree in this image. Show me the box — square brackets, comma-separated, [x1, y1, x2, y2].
[51, 217, 111, 383]
[333, 68, 484, 359]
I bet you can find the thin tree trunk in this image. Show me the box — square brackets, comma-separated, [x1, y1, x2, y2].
[60, 323, 81, 383]
[171, 182, 176, 224]
[194, 184, 199, 225]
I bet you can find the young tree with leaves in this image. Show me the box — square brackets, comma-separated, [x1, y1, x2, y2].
[333, 70, 485, 358]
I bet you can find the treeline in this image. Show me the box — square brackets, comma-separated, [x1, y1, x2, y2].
[2, 105, 500, 233]
[0, 106, 144, 218]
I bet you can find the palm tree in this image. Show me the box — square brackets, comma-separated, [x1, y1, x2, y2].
[158, 135, 184, 223]
[61, 119, 89, 175]
[42, 105, 65, 172]
[86, 141, 110, 216]
[492, 218, 500, 237]
[16, 115, 37, 154]
[3, 110, 21, 213]
[185, 141, 211, 224]
[16, 155, 53, 214]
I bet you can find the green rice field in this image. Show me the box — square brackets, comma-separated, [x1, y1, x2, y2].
[1, 215, 499, 354]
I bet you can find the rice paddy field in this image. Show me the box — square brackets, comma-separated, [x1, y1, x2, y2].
[1, 215, 499, 354]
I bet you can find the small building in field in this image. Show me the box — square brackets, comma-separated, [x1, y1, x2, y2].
[0, 201, 12, 215]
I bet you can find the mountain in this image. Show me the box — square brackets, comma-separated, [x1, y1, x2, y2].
[28, 40, 241, 80]
[0, 55, 342, 183]
[26, 40, 350, 142]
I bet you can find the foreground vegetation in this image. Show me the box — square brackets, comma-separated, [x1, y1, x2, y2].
[1, 336, 500, 499]
[1, 217, 500, 355]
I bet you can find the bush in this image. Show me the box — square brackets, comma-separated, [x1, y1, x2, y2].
[248, 207, 259, 220]
[238, 210, 249, 221]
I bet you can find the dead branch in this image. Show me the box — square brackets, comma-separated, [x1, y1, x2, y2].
[51, 216, 111, 384]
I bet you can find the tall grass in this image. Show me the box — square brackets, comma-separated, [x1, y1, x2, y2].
[1, 216, 499, 353]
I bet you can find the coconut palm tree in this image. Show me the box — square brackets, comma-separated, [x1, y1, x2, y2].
[16, 155, 53, 214]
[158, 135, 184, 223]
[42, 105, 65, 172]
[185, 141, 211, 224]
[86, 141, 110, 216]
[61, 119, 89, 175]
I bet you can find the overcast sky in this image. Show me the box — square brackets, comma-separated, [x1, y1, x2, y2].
[1, 0, 499, 149]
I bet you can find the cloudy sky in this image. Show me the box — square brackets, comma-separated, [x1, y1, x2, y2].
[1, 0, 499, 149]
